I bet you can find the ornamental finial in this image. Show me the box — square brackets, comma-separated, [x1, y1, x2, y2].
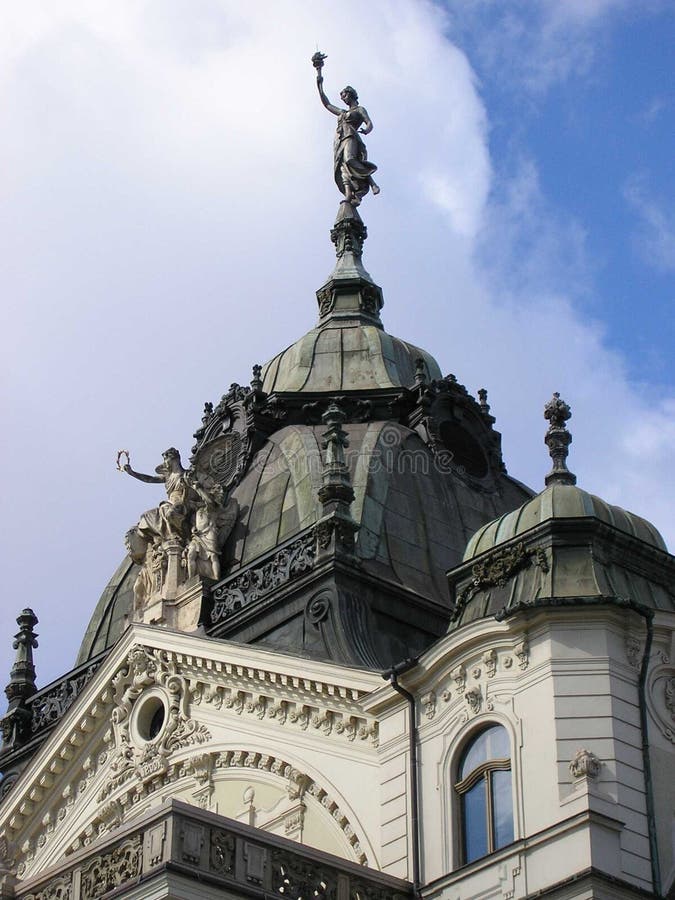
[544, 392, 576, 486]
[1, 609, 39, 750]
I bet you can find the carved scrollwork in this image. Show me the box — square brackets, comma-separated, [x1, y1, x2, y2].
[306, 592, 331, 625]
[646, 663, 675, 744]
[24, 877, 72, 900]
[457, 542, 549, 611]
[99, 646, 211, 801]
[272, 849, 337, 899]
[29, 663, 100, 734]
[211, 828, 235, 875]
[80, 837, 142, 900]
[211, 531, 316, 624]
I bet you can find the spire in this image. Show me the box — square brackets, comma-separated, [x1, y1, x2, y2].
[315, 203, 384, 327]
[316, 400, 358, 556]
[1, 609, 38, 750]
[311, 51, 384, 328]
[544, 392, 576, 486]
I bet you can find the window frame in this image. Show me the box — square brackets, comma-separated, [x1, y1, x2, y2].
[454, 725, 513, 865]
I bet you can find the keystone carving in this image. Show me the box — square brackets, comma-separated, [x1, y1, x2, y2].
[465, 687, 482, 715]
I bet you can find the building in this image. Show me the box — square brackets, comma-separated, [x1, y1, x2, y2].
[0, 71, 674, 900]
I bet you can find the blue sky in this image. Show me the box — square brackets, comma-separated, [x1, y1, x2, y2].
[453, 1, 675, 387]
[1, 1, 674, 687]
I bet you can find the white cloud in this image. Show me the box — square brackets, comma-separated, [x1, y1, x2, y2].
[0, 1, 672, 686]
[624, 175, 675, 272]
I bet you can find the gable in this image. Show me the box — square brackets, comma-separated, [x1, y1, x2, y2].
[0, 628, 383, 885]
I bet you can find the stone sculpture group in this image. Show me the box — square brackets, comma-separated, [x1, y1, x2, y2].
[122, 448, 238, 615]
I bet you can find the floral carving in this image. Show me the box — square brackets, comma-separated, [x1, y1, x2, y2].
[317, 286, 335, 316]
[666, 677, 675, 720]
[457, 542, 549, 609]
[483, 649, 497, 678]
[272, 849, 337, 899]
[625, 635, 642, 669]
[211, 531, 316, 624]
[514, 637, 529, 671]
[451, 664, 466, 693]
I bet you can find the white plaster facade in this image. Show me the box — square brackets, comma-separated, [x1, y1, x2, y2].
[1, 594, 673, 899]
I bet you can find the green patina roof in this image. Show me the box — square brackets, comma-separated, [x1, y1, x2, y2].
[262, 322, 441, 394]
[464, 482, 667, 559]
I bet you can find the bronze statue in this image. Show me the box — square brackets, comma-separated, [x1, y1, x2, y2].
[312, 52, 379, 206]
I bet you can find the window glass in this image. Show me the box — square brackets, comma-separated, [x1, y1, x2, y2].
[491, 769, 514, 849]
[459, 724, 509, 780]
[463, 780, 488, 863]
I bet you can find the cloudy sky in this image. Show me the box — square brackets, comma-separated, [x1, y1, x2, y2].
[1, 1, 674, 688]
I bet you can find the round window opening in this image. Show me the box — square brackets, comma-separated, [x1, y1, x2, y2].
[136, 695, 166, 742]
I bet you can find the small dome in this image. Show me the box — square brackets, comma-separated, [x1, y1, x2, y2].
[262, 322, 442, 394]
[464, 483, 667, 560]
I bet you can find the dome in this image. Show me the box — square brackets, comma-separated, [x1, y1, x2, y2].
[226, 421, 530, 604]
[262, 323, 442, 394]
[75, 200, 535, 667]
[464, 483, 667, 560]
[75, 558, 135, 665]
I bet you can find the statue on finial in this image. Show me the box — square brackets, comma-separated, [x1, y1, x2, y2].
[312, 51, 380, 207]
[544, 392, 576, 487]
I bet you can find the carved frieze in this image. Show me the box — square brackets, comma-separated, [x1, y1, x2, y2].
[272, 849, 337, 900]
[211, 530, 316, 624]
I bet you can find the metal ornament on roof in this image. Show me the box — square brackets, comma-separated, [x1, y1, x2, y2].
[544, 392, 576, 486]
[312, 52, 380, 208]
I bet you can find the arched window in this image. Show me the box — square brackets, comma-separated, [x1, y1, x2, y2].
[455, 724, 513, 864]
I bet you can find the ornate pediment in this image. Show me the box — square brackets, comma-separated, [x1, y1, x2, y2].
[0, 629, 381, 885]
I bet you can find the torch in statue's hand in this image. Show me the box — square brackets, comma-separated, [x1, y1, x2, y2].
[311, 50, 327, 81]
